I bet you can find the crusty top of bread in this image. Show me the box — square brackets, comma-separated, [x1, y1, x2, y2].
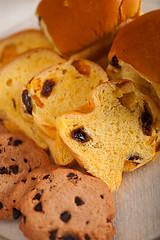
[36, 0, 141, 57]
[108, 10, 160, 83]
[0, 29, 52, 67]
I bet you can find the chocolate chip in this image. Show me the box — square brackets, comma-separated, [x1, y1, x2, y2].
[0, 202, 3, 209]
[23, 216, 26, 224]
[34, 202, 42, 212]
[59, 234, 79, 240]
[9, 165, 19, 174]
[49, 229, 58, 240]
[22, 90, 33, 114]
[141, 106, 152, 136]
[24, 158, 28, 163]
[86, 221, 89, 225]
[41, 80, 55, 97]
[84, 235, 90, 240]
[8, 137, 13, 145]
[107, 218, 111, 223]
[75, 197, 84, 206]
[43, 174, 50, 180]
[31, 177, 36, 180]
[11, 158, 15, 161]
[33, 193, 41, 201]
[28, 168, 32, 173]
[111, 56, 121, 69]
[0, 167, 9, 175]
[67, 173, 75, 178]
[60, 211, 71, 223]
[71, 128, 90, 143]
[13, 208, 21, 219]
[13, 139, 23, 146]
[128, 155, 140, 161]
[100, 195, 104, 199]
[21, 179, 26, 183]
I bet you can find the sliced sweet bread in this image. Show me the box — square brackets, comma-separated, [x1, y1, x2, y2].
[0, 48, 65, 149]
[56, 80, 160, 191]
[0, 29, 52, 67]
[23, 59, 108, 140]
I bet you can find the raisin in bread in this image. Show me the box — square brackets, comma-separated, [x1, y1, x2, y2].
[0, 48, 65, 149]
[23, 59, 108, 142]
[107, 10, 160, 107]
[56, 80, 160, 191]
[0, 29, 52, 67]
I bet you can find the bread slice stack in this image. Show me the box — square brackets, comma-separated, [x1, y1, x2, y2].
[0, 48, 65, 148]
[56, 80, 160, 191]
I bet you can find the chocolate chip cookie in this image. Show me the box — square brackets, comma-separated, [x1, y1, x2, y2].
[0, 133, 51, 219]
[20, 168, 115, 240]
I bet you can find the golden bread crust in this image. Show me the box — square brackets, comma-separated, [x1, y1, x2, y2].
[108, 10, 160, 83]
[36, 0, 141, 57]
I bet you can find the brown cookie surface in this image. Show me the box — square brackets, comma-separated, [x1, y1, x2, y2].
[20, 168, 115, 240]
[0, 133, 51, 219]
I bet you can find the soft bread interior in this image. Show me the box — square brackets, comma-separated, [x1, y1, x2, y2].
[56, 80, 160, 191]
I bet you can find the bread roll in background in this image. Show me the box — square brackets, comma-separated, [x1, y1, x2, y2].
[36, 0, 141, 60]
[107, 10, 160, 107]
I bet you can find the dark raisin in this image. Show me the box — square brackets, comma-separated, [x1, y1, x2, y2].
[155, 142, 160, 152]
[22, 90, 33, 114]
[71, 128, 90, 143]
[60, 211, 71, 223]
[31, 177, 36, 180]
[13, 139, 23, 146]
[84, 235, 90, 240]
[23, 216, 26, 224]
[21, 179, 26, 183]
[34, 202, 42, 212]
[111, 56, 121, 69]
[59, 234, 79, 240]
[0, 202, 3, 209]
[100, 195, 104, 199]
[24, 158, 28, 163]
[67, 173, 75, 178]
[128, 155, 140, 161]
[33, 193, 41, 201]
[49, 229, 58, 240]
[9, 165, 19, 174]
[86, 221, 89, 224]
[141, 106, 153, 136]
[12, 98, 16, 109]
[11, 158, 15, 161]
[13, 208, 21, 219]
[41, 80, 55, 97]
[75, 197, 84, 206]
[38, 16, 42, 22]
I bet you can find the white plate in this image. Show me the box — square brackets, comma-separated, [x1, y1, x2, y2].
[0, 1, 160, 239]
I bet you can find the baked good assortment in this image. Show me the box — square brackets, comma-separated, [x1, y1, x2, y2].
[0, 48, 65, 149]
[20, 167, 115, 240]
[0, 29, 52, 67]
[0, 0, 159, 239]
[56, 80, 160, 191]
[0, 132, 51, 219]
[107, 10, 160, 107]
[36, 0, 141, 59]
